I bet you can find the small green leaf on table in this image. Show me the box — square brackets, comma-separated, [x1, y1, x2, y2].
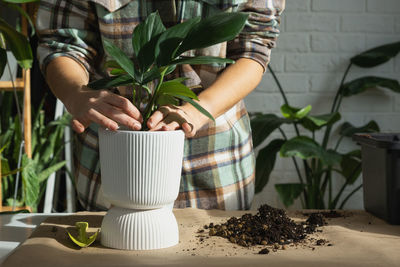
[67, 222, 99, 248]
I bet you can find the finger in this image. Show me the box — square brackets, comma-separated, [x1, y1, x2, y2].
[105, 93, 143, 123]
[161, 121, 180, 131]
[87, 108, 119, 131]
[71, 119, 85, 133]
[182, 122, 196, 138]
[149, 121, 167, 132]
[97, 104, 141, 130]
[147, 107, 170, 129]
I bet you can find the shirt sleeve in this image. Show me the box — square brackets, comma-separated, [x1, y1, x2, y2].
[36, 0, 103, 78]
[226, 0, 285, 72]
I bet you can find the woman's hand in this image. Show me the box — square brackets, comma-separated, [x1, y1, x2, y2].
[66, 87, 143, 133]
[147, 104, 208, 138]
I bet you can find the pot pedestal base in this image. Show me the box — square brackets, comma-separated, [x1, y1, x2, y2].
[100, 205, 179, 250]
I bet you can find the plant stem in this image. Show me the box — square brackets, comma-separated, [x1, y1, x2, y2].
[321, 63, 352, 150]
[334, 135, 344, 151]
[268, 65, 289, 106]
[339, 184, 362, 209]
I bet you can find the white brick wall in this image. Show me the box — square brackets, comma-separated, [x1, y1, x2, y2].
[246, 0, 400, 210]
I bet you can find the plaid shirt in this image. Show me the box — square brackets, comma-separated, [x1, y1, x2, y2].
[37, 0, 284, 210]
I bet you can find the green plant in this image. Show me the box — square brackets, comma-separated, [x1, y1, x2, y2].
[0, 0, 38, 75]
[89, 11, 248, 127]
[67, 222, 99, 248]
[252, 41, 400, 209]
[1, 92, 70, 212]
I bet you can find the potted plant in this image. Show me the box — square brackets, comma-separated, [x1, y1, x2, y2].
[88, 11, 248, 250]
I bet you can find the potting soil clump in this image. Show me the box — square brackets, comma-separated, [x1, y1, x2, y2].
[204, 204, 327, 250]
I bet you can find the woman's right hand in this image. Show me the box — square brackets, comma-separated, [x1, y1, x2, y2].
[66, 87, 143, 133]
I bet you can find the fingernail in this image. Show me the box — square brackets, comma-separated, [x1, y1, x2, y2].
[134, 122, 141, 130]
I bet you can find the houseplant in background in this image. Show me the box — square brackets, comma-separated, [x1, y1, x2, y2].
[251, 41, 400, 210]
[89, 11, 248, 250]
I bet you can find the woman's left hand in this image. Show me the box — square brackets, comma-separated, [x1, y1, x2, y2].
[147, 104, 206, 138]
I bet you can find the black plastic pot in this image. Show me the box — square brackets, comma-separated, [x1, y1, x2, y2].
[353, 133, 400, 225]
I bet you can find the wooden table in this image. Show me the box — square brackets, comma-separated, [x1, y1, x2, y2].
[2, 209, 400, 267]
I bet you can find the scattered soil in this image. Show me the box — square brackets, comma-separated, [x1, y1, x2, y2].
[302, 210, 344, 219]
[201, 204, 331, 254]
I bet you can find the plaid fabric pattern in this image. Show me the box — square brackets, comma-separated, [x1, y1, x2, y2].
[36, 0, 284, 210]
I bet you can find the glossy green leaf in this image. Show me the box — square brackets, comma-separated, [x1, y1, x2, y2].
[156, 94, 179, 106]
[301, 112, 341, 131]
[340, 150, 362, 185]
[103, 39, 136, 80]
[155, 17, 201, 66]
[67, 222, 99, 248]
[275, 183, 305, 207]
[142, 67, 161, 84]
[169, 56, 234, 66]
[177, 12, 248, 55]
[255, 139, 285, 194]
[351, 41, 400, 68]
[133, 11, 166, 71]
[341, 76, 400, 97]
[280, 136, 342, 166]
[174, 95, 214, 121]
[281, 104, 312, 120]
[339, 120, 379, 137]
[0, 47, 6, 77]
[88, 74, 134, 90]
[0, 17, 32, 69]
[250, 114, 289, 148]
[109, 68, 126, 75]
[158, 80, 198, 100]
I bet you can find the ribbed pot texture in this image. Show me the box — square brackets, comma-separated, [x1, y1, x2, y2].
[98, 128, 185, 209]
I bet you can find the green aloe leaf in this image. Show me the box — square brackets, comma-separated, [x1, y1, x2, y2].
[88, 74, 133, 90]
[169, 56, 234, 66]
[341, 76, 400, 97]
[133, 11, 166, 71]
[281, 104, 312, 120]
[250, 114, 289, 148]
[103, 39, 137, 80]
[177, 12, 248, 55]
[255, 139, 285, 194]
[0, 47, 6, 77]
[37, 161, 66, 183]
[67, 222, 99, 248]
[0, 17, 32, 69]
[275, 183, 305, 207]
[339, 121, 379, 137]
[351, 42, 400, 68]
[174, 95, 214, 121]
[280, 136, 342, 166]
[155, 16, 201, 66]
[340, 150, 362, 185]
[301, 112, 341, 131]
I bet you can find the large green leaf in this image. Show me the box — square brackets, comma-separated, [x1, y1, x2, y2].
[255, 139, 285, 194]
[177, 12, 248, 55]
[281, 104, 312, 120]
[158, 80, 198, 100]
[21, 155, 40, 211]
[351, 42, 400, 68]
[0, 17, 32, 69]
[173, 95, 214, 121]
[301, 112, 341, 131]
[275, 183, 306, 207]
[339, 121, 379, 137]
[0, 47, 6, 77]
[280, 136, 342, 166]
[340, 150, 362, 185]
[142, 67, 161, 84]
[341, 76, 400, 97]
[169, 56, 234, 66]
[155, 17, 201, 67]
[103, 39, 137, 80]
[132, 11, 166, 72]
[250, 114, 288, 148]
[88, 74, 133, 90]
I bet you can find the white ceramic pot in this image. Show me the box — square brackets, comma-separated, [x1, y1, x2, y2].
[98, 128, 185, 250]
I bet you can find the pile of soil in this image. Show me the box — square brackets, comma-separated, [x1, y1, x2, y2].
[203, 204, 328, 251]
